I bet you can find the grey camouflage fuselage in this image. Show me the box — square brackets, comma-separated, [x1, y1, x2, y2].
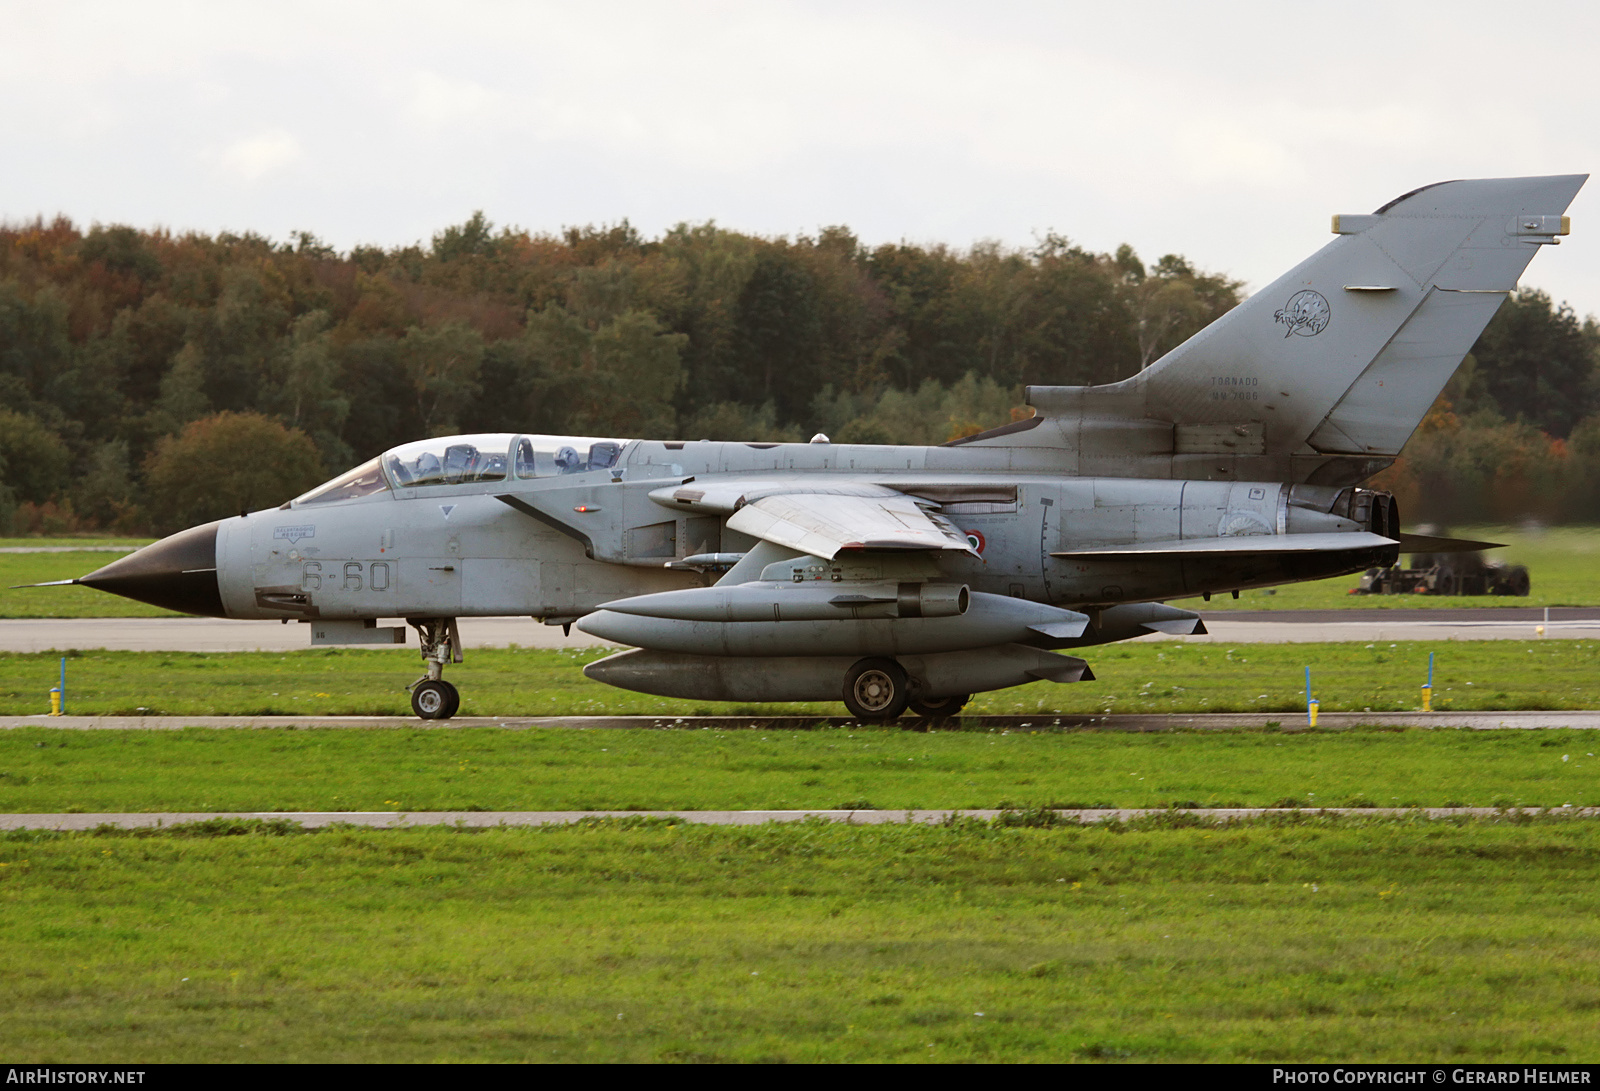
[75, 175, 1586, 718]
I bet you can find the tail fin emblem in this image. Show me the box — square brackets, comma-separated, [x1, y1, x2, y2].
[1274, 290, 1331, 338]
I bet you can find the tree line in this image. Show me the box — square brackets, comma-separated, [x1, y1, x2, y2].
[0, 213, 1595, 533]
[1370, 289, 1600, 525]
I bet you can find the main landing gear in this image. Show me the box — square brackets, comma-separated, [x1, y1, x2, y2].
[408, 617, 462, 720]
[842, 657, 971, 723]
[908, 692, 971, 719]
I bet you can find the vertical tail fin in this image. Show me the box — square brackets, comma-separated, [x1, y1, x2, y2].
[1017, 175, 1585, 483]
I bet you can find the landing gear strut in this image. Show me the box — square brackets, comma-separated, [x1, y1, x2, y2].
[408, 617, 462, 720]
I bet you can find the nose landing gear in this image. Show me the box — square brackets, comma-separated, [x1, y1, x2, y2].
[407, 618, 462, 720]
[411, 678, 459, 719]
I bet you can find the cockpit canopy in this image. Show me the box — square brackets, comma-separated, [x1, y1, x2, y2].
[291, 433, 633, 506]
[293, 458, 388, 506]
[384, 433, 514, 488]
[509, 435, 627, 479]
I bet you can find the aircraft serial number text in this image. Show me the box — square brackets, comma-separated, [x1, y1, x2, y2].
[302, 560, 392, 592]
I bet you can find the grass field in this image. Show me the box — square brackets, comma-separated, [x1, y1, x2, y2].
[2, 724, 1597, 813]
[0, 549, 179, 619]
[2, 639, 1595, 719]
[4, 530, 1598, 1064]
[3, 816, 1599, 1062]
[0, 538, 150, 550]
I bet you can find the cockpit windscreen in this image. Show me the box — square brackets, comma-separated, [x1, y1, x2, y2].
[383, 434, 514, 488]
[294, 458, 391, 506]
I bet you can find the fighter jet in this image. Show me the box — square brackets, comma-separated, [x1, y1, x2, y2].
[61, 175, 1584, 719]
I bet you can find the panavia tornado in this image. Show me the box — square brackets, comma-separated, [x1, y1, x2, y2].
[60, 175, 1583, 720]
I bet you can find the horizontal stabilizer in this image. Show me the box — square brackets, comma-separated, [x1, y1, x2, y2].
[1396, 533, 1504, 553]
[1053, 531, 1396, 559]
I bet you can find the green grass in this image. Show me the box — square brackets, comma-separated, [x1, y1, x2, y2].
[1, 550, 180, 619]
[1178, 524, 1600, 611]
[0, 538, 151, 549]
[5, 531, 1596, 1063]
[3, 817, 1599, 1062]
[3, 724, 1598, 813]
[2, 640, 1596, 719]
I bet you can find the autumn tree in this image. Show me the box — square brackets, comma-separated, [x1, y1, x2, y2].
[4, 207, 1592, 531]
[265, 310, 351, 470]
[522, 305, 685, 436]
[1467, 289, 1599, 437]
[142, 411, 324, 532]
[399, 321, 484, 436]
[1115, 246, 1243, 368]
[1014, 235, 1139, 387]
[0, 408, 71, 506]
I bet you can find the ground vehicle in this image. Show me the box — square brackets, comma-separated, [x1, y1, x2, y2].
[1358, 554, 1530, 596]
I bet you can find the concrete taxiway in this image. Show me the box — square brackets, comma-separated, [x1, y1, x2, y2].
[2, 806, 1594, 831]
[2, 608, 1599, 653]
[0, 545, 138, 553]
[5, 711, 1600, 731]
[0, 616, 605, 653]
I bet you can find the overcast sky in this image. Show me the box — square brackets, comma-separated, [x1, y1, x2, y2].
[5, 0, 1599, 310]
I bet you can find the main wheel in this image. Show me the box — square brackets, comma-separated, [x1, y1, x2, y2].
[843, 658, 909, 720]
[412, 679, 460, 720]
[909, 693, 970, 719]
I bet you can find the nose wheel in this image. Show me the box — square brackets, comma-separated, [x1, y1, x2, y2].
[407, 617, 464, 720]
[411, 679, 460, 720]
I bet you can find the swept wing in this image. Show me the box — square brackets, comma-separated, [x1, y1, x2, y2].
[650, 481, 976, 559]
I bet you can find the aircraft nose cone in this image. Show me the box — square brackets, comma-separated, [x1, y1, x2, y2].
[78, 520, 227, 617]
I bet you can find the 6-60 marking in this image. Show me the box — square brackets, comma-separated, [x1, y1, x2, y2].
[302, 560, 392, 592]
